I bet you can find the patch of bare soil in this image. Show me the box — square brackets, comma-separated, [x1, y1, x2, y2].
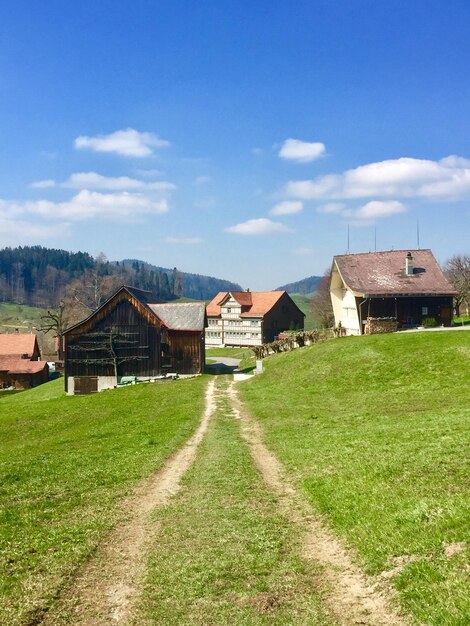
[228, 382, 410, 626]
[39, 379, 216, 626]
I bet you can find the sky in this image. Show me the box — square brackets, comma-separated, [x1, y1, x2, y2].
[1, 1, 469, 290]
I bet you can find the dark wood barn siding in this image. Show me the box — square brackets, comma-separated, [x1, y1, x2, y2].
[356, 296, 454, 330]
[263, 293, 305, 342]
[164, 331, 204, 375]
[65, 298, 162, 378]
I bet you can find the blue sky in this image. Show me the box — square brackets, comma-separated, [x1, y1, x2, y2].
[1, 1, 469, 290]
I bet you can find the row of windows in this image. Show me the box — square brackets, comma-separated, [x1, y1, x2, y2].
[208, 318, 260, 326]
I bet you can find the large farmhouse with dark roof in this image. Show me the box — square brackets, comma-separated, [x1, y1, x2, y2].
[63, 286, 206, 394]
[206, 290, 304, 347]
[330, 249, 457, 335]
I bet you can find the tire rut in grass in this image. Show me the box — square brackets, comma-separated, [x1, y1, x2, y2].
[228, 381, 411, 626]
[38, 378, 216, 626]
[137, 376, 332, 625]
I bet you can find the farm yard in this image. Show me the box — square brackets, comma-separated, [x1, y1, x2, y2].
[0, 330, 468, 625]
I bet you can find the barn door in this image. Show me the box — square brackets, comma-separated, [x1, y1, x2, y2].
[74, 376, 98, 394]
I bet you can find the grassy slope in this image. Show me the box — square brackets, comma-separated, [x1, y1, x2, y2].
[0, 376, 206, 625]
[289, 294, 318, 330]
[240, 331, 470, 626]
[0, 302, 46, 331]
[140, 379, 332, 626]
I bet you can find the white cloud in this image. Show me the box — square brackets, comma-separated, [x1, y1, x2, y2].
[270, 200, 303, 216]
[285, 155, 470, 201]
[225, 218, 293, 235]
[292, 247, 314, 256]
[62, 172, 175, 191]
[279, 139, 326, 163]
[166, 236, 204, 244]
[31, 179, 56, 189]
[0, 191, 168, 223]
[135, 168, 163, 178]
[317, 202, 346, 214]
[315, 199, 406, 222]
[0, 214, 69, 247]
[31, 172, 175, 191]
[193, 175, 212, 185]
[74, 128, 170, 157]
[354, 200, 406, 219]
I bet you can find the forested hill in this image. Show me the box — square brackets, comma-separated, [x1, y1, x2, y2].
[121, 260, 242, 301]
[276, 275, 322, 295]
[0, 246, 241, 307]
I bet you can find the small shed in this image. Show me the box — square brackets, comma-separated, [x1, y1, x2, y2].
[330, 249, 457, 335]
[0, 358, 49, 389]
[63, 286, 206, 394]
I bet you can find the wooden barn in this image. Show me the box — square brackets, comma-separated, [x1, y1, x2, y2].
[63, 286, 206, 394]
[330, 249, 458, 335]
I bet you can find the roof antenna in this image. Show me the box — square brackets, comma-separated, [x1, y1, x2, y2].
[417, 220, 420, 249]
[347, 223, 350, 253]
[374, 227, 377, 252]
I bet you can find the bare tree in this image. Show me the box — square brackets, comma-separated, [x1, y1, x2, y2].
[311, 269, 334, 328]
[444, 254, 470, 316]
[64, 270, 121, 317]
[37, 300, 83, 360]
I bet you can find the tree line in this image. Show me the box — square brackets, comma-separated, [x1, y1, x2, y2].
[0, 246, 242, 309]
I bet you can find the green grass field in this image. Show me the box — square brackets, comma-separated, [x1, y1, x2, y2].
[289, 293, 318, 330]
[240, 331, 470, 625]
[0, 302, 47, 331]
[0, 376, 206, 625]
[140, 378, 332, 626]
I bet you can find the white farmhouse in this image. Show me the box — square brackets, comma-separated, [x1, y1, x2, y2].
[330, 249, 457, 335]
[206, 290, 304, 347]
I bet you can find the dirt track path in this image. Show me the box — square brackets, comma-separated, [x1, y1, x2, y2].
[40, 377, 410, 626]
[228, 381, 410, 626]
[41, 379, 216, 626]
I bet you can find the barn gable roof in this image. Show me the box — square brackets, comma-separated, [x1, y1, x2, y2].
[64, 285, 206, 335]
[333, 249, 457, 297]
[0, 334, 38, 358]
[149, 303, 206, 331]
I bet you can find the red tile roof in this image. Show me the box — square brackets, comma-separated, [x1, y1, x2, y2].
[207, 291, 286, 317]
[0, 333, 37, 358]
[334, 249, 457, 297]
[0, 357, 48, 374]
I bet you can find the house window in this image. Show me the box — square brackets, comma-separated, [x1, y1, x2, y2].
[422, 306, 428, 315]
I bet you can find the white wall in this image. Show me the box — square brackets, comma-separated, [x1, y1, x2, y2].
[67, 375, 117, 395]
[330, 265, 361, 335]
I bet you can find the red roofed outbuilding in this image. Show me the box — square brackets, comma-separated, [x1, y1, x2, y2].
[206, 290, 304, 346]
[0, 333, 48, 389]
[0, 333, 41, 360]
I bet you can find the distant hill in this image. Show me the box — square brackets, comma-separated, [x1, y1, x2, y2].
[120, 260, 242, 300]
[276, 275, 322, 295]
[0, 246, 242, 308]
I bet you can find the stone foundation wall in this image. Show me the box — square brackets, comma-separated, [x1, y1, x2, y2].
[364, 317, 398, 335]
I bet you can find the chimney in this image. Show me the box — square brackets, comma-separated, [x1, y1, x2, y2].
[405, 252, 414, 275]
[245, 288, 250, 292]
